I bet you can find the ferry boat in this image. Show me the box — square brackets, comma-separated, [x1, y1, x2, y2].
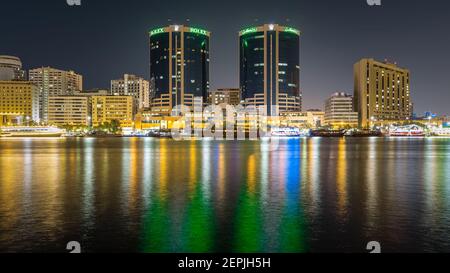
[430, 127, 450, 137]
[269, 127, 310, 137]
[388, 125, 425, 137]
[311, 129, 346, 137]
[0, 126, 65, 137]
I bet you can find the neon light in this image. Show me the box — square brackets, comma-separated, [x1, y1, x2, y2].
[284, 27, 300, 35]
[190, 27, 209, 36]
[241, 27, 258, 35]
[150, 28, 165, 36]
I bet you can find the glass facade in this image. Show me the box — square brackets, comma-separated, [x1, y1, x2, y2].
[149, 26, 210, 108]
[240, 31, 265, 100]
[239, 25, 300, 114]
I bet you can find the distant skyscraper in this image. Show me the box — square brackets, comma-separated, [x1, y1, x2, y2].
[0, 55, 26, 81]
[111, 74, 150, 115]
[29, 67, 82, 122]
[354, 58, 412, 127]
[239, 24, 301, 116]
[149, 25, 210, 114]
[324, 92, 359, 128]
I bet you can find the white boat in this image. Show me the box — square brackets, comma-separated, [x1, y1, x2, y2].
[269, 127, 310, 137]
[0, 127, 65, 137]
[388, 125, 425, 137]
[431, 127, 450, 137]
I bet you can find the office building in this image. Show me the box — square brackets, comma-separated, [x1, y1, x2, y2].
[239, 24, 301, 115]
[324, 92, 358, 128]
[29, 67, 83, 122]
[91, 95, 133, 127]
[48, 96, 89, 126]
[208, 88, 241, 106]
[0, 81, 39, 126]
[0, 55, 26, 81]
[111, 74, 150, 114]
[354, 58, 412, 127]
[149, 25, 210, 113]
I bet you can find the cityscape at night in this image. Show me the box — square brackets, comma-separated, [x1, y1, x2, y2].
[1, 0, 450, 266]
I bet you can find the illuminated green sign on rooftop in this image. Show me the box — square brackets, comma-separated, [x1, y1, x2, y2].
[241, 27, 258, 35]
[284, 27, 300, 35]
[150, 28, 165, 36]
[190, 27, 209, 36]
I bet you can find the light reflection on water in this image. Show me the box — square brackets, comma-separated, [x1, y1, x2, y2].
[1, 138, 450, 252]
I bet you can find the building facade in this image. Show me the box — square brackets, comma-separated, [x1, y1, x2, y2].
[0, 81, 39, 126]
[324, 92, 359, 128]
[239, 24, 301, 116]
[149, 25, 210, 114]
[354, 58, 412, 128]
[91, 95, 133, 128]
[48, 96, 89, 126]
[111, 74, 150, 115]
[208, 88, 241, 106]
[29, 67, 83, 122]
[0, 55, 26, 81]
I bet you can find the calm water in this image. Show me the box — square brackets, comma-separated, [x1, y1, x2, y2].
[1, 137, 450, 253]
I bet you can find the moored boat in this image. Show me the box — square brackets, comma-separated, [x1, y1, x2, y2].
[269, 127, 310, 137]
[0, 127, 65, 137]
[388, 125, 425, 137]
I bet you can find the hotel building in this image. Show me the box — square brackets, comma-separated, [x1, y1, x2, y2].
[324, 92, 359, 128]
[47, 96, 89, 126]
[239, 24, 301, 116]
[354, 58, 412, 127]
[208, 88, 241, 106]
[0, 55, 26, 81]
[0, 81, 39, 126]
[111, 74, 150, 115]
[29, 67, 83, 122]
[149, 25, 210, 114]
[91, 95, 133, 128]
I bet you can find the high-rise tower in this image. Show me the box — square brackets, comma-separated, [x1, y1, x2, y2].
[149, 25, 210, 114]
[239, 24, 301, 116]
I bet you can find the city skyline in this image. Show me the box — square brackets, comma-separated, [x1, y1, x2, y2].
[1, 0, 449, 115]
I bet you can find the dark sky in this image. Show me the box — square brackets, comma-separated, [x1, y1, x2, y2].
[1, 0, 449, 115]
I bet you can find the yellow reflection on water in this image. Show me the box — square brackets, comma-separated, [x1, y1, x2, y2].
[247, 154, 256, 194]
[336, 138, 347, 216]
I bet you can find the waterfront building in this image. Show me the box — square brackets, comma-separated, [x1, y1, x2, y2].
[279, 111, 325, 129]
[239, 24, 301, 116]
[91, 95, 133, 128]
[111, 74, 150, 115]
[48, 96, 89, 126]
[29, 67, 83, 122]
[324, 92, 359, 128]
[208, 88, 241, 106]
[149, 25, 210, 114]
[0, 55, 26, 81]
[354, 58, 412, 128]
[0, 81, 39, 126]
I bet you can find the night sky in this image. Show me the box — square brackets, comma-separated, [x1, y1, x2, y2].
[1, 0, 449, 115]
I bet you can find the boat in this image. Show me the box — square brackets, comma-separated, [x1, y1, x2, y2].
[430, 127, 450, 137]
[311, 129, 346, 137]
[269, 127, 310, 137]
[388, 124, 425, 137]
[345, 129, 382, 137]
[0, 126, 65, 137]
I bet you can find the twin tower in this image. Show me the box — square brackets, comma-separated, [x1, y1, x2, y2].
[149, 24, 301, 116]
